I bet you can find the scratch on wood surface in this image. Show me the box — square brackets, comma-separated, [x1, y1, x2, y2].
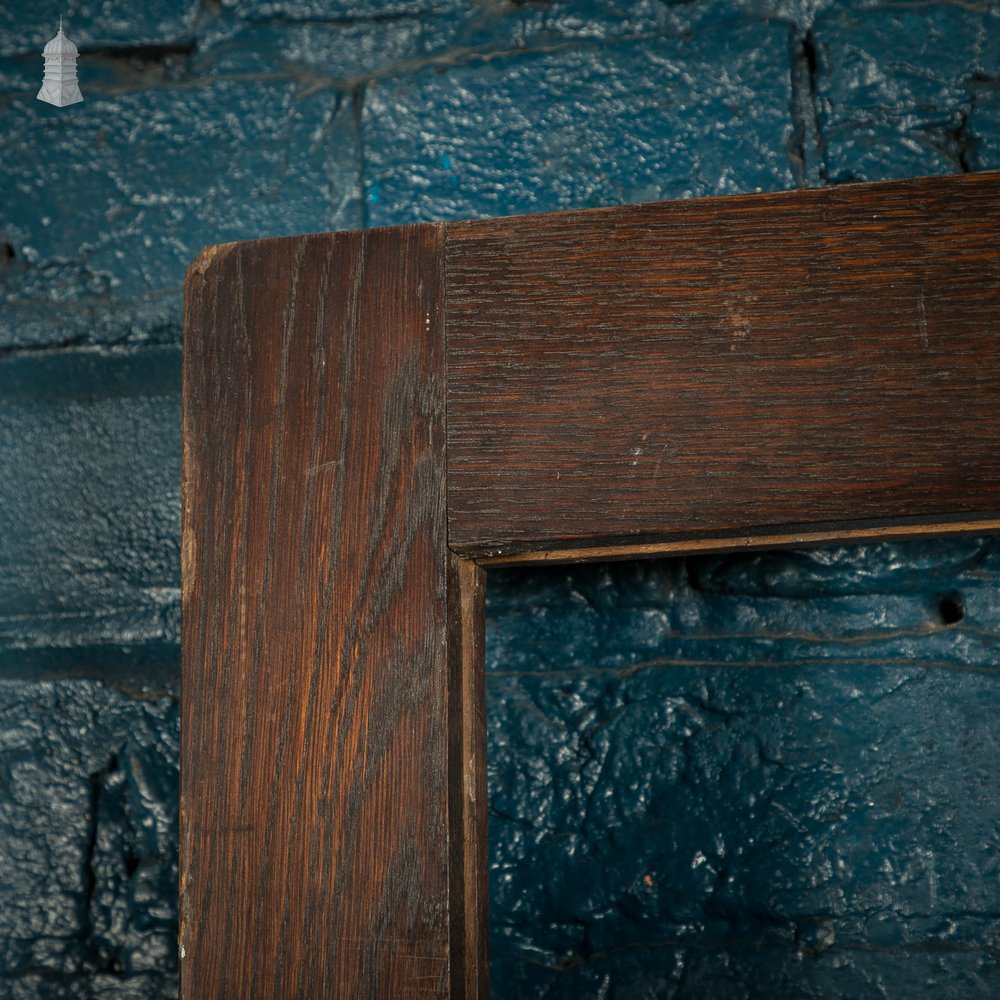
[652, 442, 673, 480]
[306, 459, 340, 476]
[917, 284, 929, 348]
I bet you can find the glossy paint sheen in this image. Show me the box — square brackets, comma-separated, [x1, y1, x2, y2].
[487, 538, 1000, 996]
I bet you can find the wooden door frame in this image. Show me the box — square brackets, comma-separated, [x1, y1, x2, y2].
[181, 170, 1000, 998]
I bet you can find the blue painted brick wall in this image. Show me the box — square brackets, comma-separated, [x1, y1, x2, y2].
[1, 1, 998, 996]
[487, 539, 1000, 996]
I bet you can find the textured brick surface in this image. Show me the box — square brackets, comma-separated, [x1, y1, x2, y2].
[0, 75, 357, 349]
[2, 0, 1000, 995]
[214, 0, 465, 19]
[487, 539, 1000, 997]
[0, 348, 181, 652]
[0, 3, 200, 58]
[0, 680, 178, 997]
[814, 3, 1000, 182]
[362, 20, 794, 225]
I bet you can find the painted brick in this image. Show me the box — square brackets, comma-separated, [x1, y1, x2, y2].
[0, 2, 200, 58]
[194, 16, 460, 80]
[213, 0, 465, 19]
[0, 77, 357, 349]
[362, 20, 795, 226]
[0, 348, 181, 650]
[1, 1, 1000, 996]
[0, 679, 177, 997]
[814, 3, 1000, 182]
[487, 538, 1000, 996]
[490, 945, 999, 999]
[969, 79, 1000, 170]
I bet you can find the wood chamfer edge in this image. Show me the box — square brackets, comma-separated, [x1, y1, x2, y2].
[467, 517, 1000, 568]
[447, 553, 489, 1000]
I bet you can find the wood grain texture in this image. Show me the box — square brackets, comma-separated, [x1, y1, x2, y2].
[445, 171, 1000, 556]
[181, 223, 451, 998]
[447, 555, 489, 1000]
[183, 171, 1000, 998]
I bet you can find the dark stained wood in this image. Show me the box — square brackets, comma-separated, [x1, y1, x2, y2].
[445, 171, 1000, 556]
[447, 555, 489, 1000]
[183, 170, 1000, 998]
[181, 223, 452, 998]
